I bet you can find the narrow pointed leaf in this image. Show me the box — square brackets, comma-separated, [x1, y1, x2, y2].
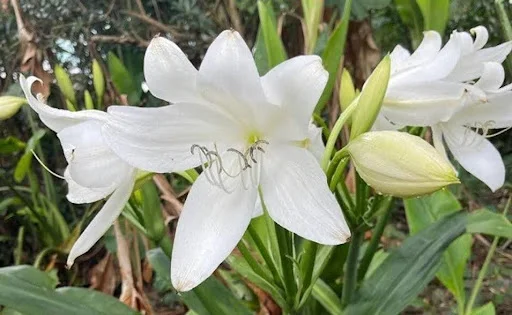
[467, 209, 512, 239]
[257, 0, 287, 69]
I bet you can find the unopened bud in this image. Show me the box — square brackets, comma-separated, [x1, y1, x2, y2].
[0, 96, 26, 120]
[347, 131, 459, 197]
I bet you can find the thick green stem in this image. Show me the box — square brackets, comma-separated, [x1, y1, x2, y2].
[275, 224, 297, 305]
[321, 98, 359, 171]
[329, 158, 349, 191]
[341, 230, 363, 307]
[357, 199, 393, 281]
[495, 0, 512, 74]
[238, 240, 273, 284]
[464, 197, 511, 315]
[158, 236, 173, 258]
[299, 241, 317, 296]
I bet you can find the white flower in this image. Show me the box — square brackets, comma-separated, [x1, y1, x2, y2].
[379, 26, 512, 128]
[20, 75, 137, 267]
[431, 62, 512, 191]
[103, 30, 351, 291]
[374, 26, 512, 191]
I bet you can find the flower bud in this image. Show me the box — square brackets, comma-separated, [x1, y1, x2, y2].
[54, 64, 76, 105]
[347, 131, 459, 197]
[92, 59, 105, 106]
[0, 96, 26, 120]
[339, 68, 356, 113]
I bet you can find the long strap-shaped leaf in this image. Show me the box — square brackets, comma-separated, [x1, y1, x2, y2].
[345, 211, 467, 315]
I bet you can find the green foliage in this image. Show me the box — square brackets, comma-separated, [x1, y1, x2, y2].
[405, 190, 472, 311]
[416, 0, 450, 34]
[311, 278, 342, 315]
[256, 0, 287, 70]
[467, 209, 512, 239]
[0, 265, 137, 315]
[54, 65, 76, 105]
[13, 130, 46, 183]
[346, 212, 468, 315]
[107, 52, 142, 104]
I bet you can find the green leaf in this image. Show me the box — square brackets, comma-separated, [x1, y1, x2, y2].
[349, 55, 391, 139]
[107, 52, 141, 104]
[146, 249, 252, 315]
[0, 137, 26, 154]
[314, 0, 352, 114]
[54, 65, 76, 104]
[141, 181, 165, 241]
[471, 302, 496, 315]
[14, 130, 46, 183]
[301, 0, 324, 54]
[92, 59, 105, 107]
[311, 278, 342, 315]
[416, 0, 450, 34]
[467, 209, 512, 239]
[404, 190, 472, 309]
[346, 212, 468, 315]
[84, 90, 94, 110]
[0, 265, 136, 315]
[257, 0, 287, 69]
[394, 0, 424, 48]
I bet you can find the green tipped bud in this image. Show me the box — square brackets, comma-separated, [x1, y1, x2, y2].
[339, 68, 356, 112]
[350, 55, 391, 140]
[92, 59, 105, 107]
[347, 131, 459, 198]
[0, 96, 26, 120]
[54, 64, 76, 104]
[84, 90, 94, 110]
[65, 99, 77, 112]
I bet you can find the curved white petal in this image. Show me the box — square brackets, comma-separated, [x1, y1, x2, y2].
[390, 45, 411, 73]
[171, 173, 257, 291]
[475, 62, 505, 92]
[399, 31, 442, 71]
[104, 103, 243, 173]
[447, 41, 512, 82]
[390, 33, 461, 86]
[57, 120, 132, 188]
[450, 91, 512, 129]
[65, 168, 115, 204]
[144, 37, 201, 103]
[371, 113, 403, 131]
[307, 124, 325, 163]
[261, 55, 328, 127]
[383, 81, 465, 126]
[431, 124, 449, 162]
[67, 170, 136, 266]
[453, 31, 475, 55]
[260, 145, 350, 245]
[197, 30, 273, 129]
[443, 124, 505, 191]
[470, 26, 489, 50]
[20, 75, 106, 132]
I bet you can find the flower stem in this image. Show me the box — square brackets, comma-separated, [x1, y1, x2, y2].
[299, 240, 317, 296]
[275, 223, 297, 306]
[464, 196, 511, 315]
[341, 229, 363, 307]
[357, 199, 393, 281]
[158, 236, 173, 258]
[321, 97, 359, 171]
[238, 240, 274, 284]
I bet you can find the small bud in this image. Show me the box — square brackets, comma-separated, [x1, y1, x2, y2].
[347, 131, 459, 198]
[92, 59, 105, 107]
[339, 68, 356, 113]
[54, 64, 76, 105]
[350, 55, 391, 140]
[0, 96, 26, 120]
[84, 90, 94, 110]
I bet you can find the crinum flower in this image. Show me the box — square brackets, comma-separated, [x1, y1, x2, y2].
[373, 26, 512, 191]
[20, 75, 137, 266]
[103, 30, 350, 291]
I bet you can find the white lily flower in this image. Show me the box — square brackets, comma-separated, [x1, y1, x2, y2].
[380, 26, 512, 127]
[20, 75, 137, 267]
[432, 62, 512, 192]
[103, 30, 350, 291]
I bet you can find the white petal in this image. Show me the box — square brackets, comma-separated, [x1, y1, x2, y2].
[451, 91, 512, 129]
[260, 145, 350, 245]
[470, 26, 489, 50]
[383, 81, 465, 126]
[144, 37, 201, 103]
[261, 55, 328, 127]
[398, 31, 442, 70]
[390, 45, 411, 73]
[371, 113, 403, 131]
[103, 103, 243, 173]
[447, 41, 512, 82]
[475, 62, 505, 91]
[57, 120, 132, 188]
[65, 168, 115, 204]
[443, 124, 505, 191]
[20, 75, 106, 132]
[307, 124, 325, 163]
[171, 173, 257, 291]
[390, 34, 461, 86]
[431, 124, 449, 162]
[67, 170, 136, 266]
[454, 31, 475, 55]
[197, 30, 273, 129]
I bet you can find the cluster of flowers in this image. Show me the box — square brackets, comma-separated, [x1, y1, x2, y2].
[20, 26, 510, 291]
